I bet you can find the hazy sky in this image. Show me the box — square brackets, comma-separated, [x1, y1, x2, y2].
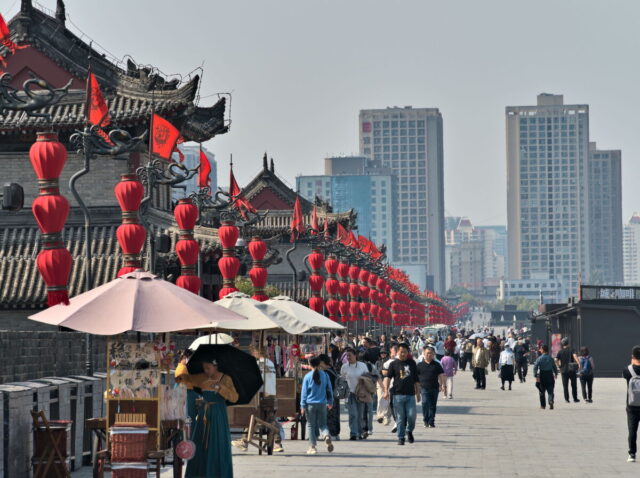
[11, 0, 640, 225]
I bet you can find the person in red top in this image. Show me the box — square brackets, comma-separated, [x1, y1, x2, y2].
[444, 335, 456, 355]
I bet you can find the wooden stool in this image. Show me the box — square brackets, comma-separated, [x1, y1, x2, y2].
[245, 415, 278, 455]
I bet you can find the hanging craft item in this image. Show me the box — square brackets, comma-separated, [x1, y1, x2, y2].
[29, 132, 72, 306]
[174, 198, 201, 294]
[114, 174, 145, 277]
[175, 418, 196, 460]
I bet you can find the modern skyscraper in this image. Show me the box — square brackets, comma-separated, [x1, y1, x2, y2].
[171, 144, 216, 202]
[359, 107, 445, 293]
[297, 156, 397, 259]
[588, 142, 623, 284]
[506, 94, 590, 293]
[623, 214, 640, 285]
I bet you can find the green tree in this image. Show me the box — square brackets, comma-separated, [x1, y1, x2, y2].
[235, 276, 282, 298]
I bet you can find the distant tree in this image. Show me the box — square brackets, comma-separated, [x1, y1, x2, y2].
[235, 276, 282, 298]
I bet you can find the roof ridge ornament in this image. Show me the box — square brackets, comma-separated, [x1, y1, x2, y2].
[55, 0, 66, 26]
[21, 0, 32, 13]
[262, 152, 268, 171]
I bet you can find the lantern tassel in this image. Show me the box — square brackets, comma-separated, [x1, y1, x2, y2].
[47, 290, 70, 307]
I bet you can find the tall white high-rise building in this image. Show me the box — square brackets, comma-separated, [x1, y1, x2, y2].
[359, 107, 445, 293]
[506, 94, 590, 293]
[623, 214, 640, 285]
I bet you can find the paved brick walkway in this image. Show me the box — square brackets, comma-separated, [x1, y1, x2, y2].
[74, 373, 638, 477]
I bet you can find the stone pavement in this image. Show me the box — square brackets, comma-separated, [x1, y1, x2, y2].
[73, 373, 638, 477]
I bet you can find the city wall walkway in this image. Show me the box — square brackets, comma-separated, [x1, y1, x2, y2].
[74, 372, 637, 477]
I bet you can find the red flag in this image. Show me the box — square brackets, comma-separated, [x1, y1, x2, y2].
[229, 166, 257, 219]
[290, 196, 304, 243]
[151, 114, 183, 160]
[311, 205, 319, 235]
[358, 235, 372, 254]
[323, 217, 330, 240]
[198, 146, 211, 190]
[86, 71, 110, 127]
[336, 223, 348, 243]
[0, 14, 28, 67]
[347, 231, 358, 248]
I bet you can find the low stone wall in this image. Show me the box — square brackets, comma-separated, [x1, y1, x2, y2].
[0, 331, 195, 384]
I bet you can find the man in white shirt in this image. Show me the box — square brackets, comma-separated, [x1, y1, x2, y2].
[340, 348, 369, 440]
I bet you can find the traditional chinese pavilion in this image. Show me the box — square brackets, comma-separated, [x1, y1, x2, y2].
[0, 1, 228, 325]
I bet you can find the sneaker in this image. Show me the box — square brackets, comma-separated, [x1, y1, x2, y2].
[428, 423, 436, 428]
[349, 435, 357, 441]
[377, 417, 384, 424]
[391, 426, 397, 434]
[423, 421, 429, 428]
[397, 438, 405, 445]
[574, 399, 580, 403]
[628, 454, 636, 462]
[383, 417, 390, 426]
[367, 432, 373, 437]
[500, 386, 505, 390]
[306, 446, 317, 455]
[540, 406, 546, 410]
[324, 436, 334, 452]
[549, 401, 554, 410]
[448, 395, 453, 399]
[273, 444, 284, 453]
[407, 431, 414, 443]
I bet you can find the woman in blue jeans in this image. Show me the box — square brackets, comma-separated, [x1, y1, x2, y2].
[300, 357, 335, 454]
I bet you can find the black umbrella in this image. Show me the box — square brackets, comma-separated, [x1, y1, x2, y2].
[187, 344, 263, 405]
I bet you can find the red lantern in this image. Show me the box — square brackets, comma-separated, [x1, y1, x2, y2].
[177, 275, 201, 294]
[115, 174, 146, 277]
[32, 195, 69, 233]
[339, 300, 349, 323]
[218, 221, 239, 298]
[349, 301, 360, 322]
[326, 298, 340, 321]
[29, 132, 72, 306]
[248, 236, 268, 301]
[308, 249, 324, 314]
[325, 278, 339, 295]
[176, 239, 200, 265]
[324, 255, 339, 320]
[325, 256, 338, 275]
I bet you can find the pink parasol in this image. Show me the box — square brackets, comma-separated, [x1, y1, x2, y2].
[28, 271, 246, 335]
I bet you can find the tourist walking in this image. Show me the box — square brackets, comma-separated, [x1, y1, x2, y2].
[417, 346, 446, 427]
[300, 357, 334, 454]
[461, 339, 473, 371]
[499, 345, 515, 390]
[382, 345, 399, 431]
[383, 343, 420, 445]
[434, 336, 445, 361]
[533, 344, 558, 410]
[440, 349, 457, 399]
[513, 337, 529, 383]
[556, 338, 580, 403]
[318, 354, 341, 440]
[472, 338, 490, 389]
[375, 349, 391, 425]
[577, 347, 595, 403]
[340, 348, 368, 440]
[489, 338, 501, 372]
[623, 345, 640, 462]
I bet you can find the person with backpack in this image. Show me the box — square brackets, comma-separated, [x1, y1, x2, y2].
[555, 338, 580, 403]
[318, 354, 341, 440]
[340, 348, 369, 440]
[623, 345, 640, 462]
[577, 346, 595, 403]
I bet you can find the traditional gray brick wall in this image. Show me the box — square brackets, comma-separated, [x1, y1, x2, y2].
[0, 151, 131, 208]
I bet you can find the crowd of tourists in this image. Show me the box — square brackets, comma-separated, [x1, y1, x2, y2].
[298, 327, 640, 463]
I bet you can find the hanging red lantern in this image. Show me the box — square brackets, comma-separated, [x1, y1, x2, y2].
[326, 298, 340, 321]
[218, 220, 240, 298]
[308, 248, 325, 313]
[114, 174, 146, 277]
[172, 198, 201, 294]
[337, 260, 350, 322]
[324, 255, 339, 321]
[339, 299, 349, 323]
[248, 236, 268, 301]
[29, 132, 72, 306]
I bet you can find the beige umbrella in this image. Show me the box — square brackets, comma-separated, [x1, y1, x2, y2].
[264, 296, 345, 330]
[197, 292, 311, 334]
[28, 271, 247, 335]
[189, 333, 234, 349]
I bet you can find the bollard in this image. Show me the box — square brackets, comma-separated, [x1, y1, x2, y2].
[0, 383, 34, 478]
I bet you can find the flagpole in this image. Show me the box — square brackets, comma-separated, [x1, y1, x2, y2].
[68, 53, 94, 376]
[146, 90, 157, 273]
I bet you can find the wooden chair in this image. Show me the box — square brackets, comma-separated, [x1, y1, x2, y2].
[245, 415, 278, 455]
[31, 410, 71, 478]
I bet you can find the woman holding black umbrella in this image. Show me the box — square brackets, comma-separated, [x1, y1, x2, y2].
[176, 358, 238, 478]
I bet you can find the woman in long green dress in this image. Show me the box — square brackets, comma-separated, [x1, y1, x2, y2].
[176, 359, 238, 478]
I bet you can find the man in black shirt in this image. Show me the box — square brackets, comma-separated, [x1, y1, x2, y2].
[555, 338, 580, 403]
[623, 345, 640, 462]
[383, 343, 419, 445]
[417, 346, 445, 428]
[513, 337, 529, 383]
